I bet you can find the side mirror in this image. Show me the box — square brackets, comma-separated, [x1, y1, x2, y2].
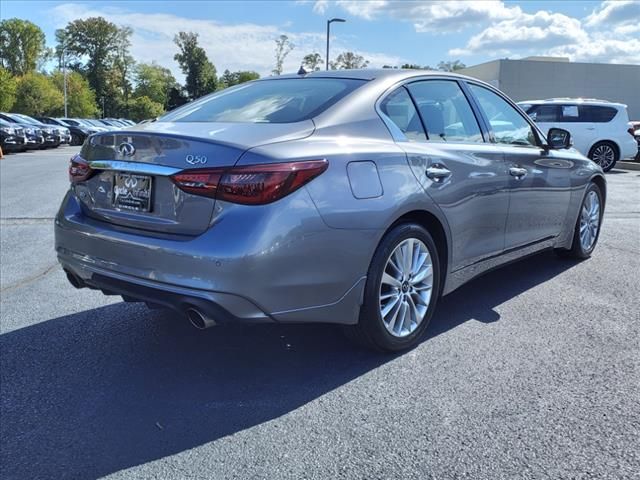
[547, 128, 571, 149]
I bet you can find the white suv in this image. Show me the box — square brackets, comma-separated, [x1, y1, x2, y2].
[518, 98, 637, 171]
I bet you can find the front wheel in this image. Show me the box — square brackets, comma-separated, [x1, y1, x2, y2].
[71, 134, 83, 146]
[556, 183, 603, 259]
[344, 223, 441, 352]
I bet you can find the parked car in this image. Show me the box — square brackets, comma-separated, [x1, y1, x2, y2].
[518, 98, 637, 171]
[56, 70, 606, 351]
[1, 113, 61, 148]
[10, 113, 71, 145]
[81, 119, 118, 131]
[0, 113, 44, 149]
[60, 118, 109, 133]
[634, 127, 640, 161]
[37, 117, 91, 146]
[0, 118, 27, 153]
[104, 118, 130, 127]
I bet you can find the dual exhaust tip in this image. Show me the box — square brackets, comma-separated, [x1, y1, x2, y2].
[65, 269, 216, 330]
[185, 308, 216, 330]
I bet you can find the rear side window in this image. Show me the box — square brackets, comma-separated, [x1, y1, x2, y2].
[561, 105, 580, 121]
[407, 80, 483, 143]
[379, 88, 426, 142]
[558, 105, 618, 123]
[161, 78, 366, 123]
[579, 105, 618, 123]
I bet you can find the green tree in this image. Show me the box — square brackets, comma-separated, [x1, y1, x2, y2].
[127, 95, 164, 122]
[272, 35, 293, 75]
[219, 69, 260, 88]
[331, 51, 369, 70]
[174, 31, 217, 100]
[0, 67, 17, 111]
[302, 52, 323, 72]
[167, 86, 188, 110]
[401, 63, 434, 70]
[0, 19, 48, 75]
[437, 60, 466, 72]
[112, 26, 135, 108]
[13, 72, 63, 116]
[134, 62, 178, 108]
[55, 17, 125, 102]
[50, 71, 98, 117]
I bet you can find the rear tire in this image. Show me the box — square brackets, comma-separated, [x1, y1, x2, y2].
[556, 182, 603, 259]
[589, 141, 618, 172]
[344, 223, 441, 352]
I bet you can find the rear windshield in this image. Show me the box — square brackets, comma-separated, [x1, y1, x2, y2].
[160, 78, 366, 124]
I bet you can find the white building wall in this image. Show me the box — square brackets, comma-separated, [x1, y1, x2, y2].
[460, 59, 640, 120]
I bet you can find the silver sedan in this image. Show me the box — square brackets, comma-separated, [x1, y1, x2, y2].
[55, 69, 605, 351]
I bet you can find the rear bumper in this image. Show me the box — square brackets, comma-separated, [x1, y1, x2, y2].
[620, 137, 638, 160]
[55, 189, 373, 325]
[60, 255, 273, 324]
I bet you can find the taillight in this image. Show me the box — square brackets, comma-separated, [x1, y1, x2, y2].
[69, 155, 93, 183]
[628, 127, 636, 137]
[171, 160, 328, 205]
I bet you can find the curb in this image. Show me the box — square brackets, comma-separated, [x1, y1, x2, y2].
[616, 161, 640, 171]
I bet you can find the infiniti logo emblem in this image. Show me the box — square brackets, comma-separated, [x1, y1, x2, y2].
[118, 142, 136, 157]
[124, 176, 138, 188]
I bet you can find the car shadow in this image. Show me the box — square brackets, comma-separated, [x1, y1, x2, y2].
[1, 251, 577, 479]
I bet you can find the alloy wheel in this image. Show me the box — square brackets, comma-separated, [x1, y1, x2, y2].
[579, 190, 600, 251]
[379, 238, 433, 338]
[591, 144, 615, 171]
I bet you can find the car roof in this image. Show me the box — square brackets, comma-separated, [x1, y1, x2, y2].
[268, 68, 469, 82]
[518, 98, 627, 108]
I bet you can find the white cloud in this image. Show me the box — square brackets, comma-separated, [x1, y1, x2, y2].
[585, 0, 640, 34]
[450, 10, 587, 56]
[50, 3, 403, 80]
[447, 1, 639, 65]
[313, 0, 521, 32]
[549, 36, 640, 65]
[311, 0, 639, 65]
[311, 0, 330, 15]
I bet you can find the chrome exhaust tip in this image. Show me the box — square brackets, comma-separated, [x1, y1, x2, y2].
[186, 308, 216, 329]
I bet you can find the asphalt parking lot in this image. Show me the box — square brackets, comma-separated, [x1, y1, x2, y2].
[1, 147, 639, 479]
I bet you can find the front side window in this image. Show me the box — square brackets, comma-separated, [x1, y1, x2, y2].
[407, 80, 483, 143]
[379, 88, 426, 142]
[526, 104, 560, 122]
[469, 84, 538, 147]
[160, 78, 366, 124]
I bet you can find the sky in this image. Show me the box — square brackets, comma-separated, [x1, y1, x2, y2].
[1, 0, 639, 81]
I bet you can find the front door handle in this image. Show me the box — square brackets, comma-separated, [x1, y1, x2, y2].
[509, 167, 528, 179]
[426, 164, 451, 182]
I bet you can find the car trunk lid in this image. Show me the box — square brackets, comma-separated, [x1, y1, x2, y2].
[74, 121, 314, 235]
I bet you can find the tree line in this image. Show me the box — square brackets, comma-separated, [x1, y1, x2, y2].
[1, 17, 466, 121]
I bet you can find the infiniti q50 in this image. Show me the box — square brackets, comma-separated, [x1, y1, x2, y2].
[55, 70, 605, 351]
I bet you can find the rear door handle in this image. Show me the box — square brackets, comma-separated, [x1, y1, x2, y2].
[426, 164, 451, 182]
[509, 167, 528, 179]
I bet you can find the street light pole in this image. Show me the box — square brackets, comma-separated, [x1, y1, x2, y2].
[326, 18, 346, 70]
[62, 48, 68, 118]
